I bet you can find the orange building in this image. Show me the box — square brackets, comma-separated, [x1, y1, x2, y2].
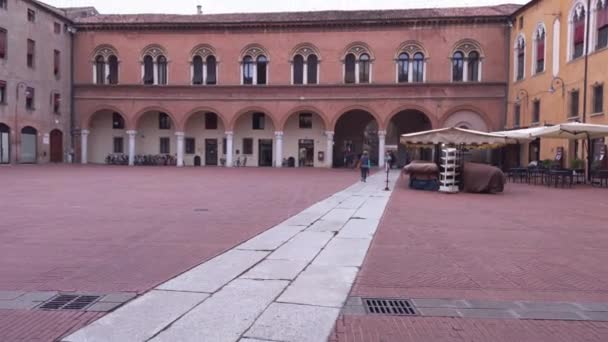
[506, 0, 608, 168]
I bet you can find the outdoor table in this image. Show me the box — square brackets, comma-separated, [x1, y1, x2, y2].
[528, 168, 546, 185]
[546, 169, 573, 188]
[508, 167, 528, 183]
[592, 170, 608, 188]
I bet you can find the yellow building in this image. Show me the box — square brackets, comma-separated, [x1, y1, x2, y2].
[507, 0, 608, 168]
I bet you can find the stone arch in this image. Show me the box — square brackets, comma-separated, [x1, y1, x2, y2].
[280, 106, 330, 131]
[83, 106, 130, 130]
[439, 106, 493, 131]
[141, 44, 169, 61]
[396, 40, 428, 59]
[133, 106, 178, 130]
[384, 104, 436, 130]
[331, 105, 381, 131]
[451, 39, 485, 58]
[229, 106, 277, 131]
[189, 44, 219, 62]
[181, 106, 227, 130]
[341, 41, 374, 61]
[239, 44, 270, 62]
[290, 43, 322, 61]
[90, 44, 120, 62]
[333, 106, 381, 167]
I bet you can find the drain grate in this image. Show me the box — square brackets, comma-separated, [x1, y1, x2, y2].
[363, 298, 417, 316]
[39, 295, 101, 310]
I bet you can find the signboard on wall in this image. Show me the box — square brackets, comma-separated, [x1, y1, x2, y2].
[43, 134, 50, 145]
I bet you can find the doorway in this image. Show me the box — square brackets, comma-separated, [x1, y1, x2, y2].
[0, 124, 9, 164]
[205, 139, 218, 166]
[20, 126, 37, 163]
[258, 139, 273, 167]
[50, 129, 63, 163]
[194, 155, 202, 166]
[298, 139, 314, 167]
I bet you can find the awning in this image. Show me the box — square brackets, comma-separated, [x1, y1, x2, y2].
[492, 127, 546, 142]
[400, 127, 518, 149]
[530, 122, 608, 140]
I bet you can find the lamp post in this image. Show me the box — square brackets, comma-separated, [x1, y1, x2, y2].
[13, 82, 29, 164]
[548, 76, 565, 98]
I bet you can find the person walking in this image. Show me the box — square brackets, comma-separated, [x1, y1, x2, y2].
[360, 151, 371, 182]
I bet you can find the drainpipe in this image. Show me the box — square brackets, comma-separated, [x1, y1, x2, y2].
[69, 26, 76, 163]
[503, 18, 513, 169]
[583, 0, 592, 179]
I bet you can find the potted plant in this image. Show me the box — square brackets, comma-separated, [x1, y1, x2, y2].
[571, 158, 584, 171]
[541, 159, 553, 169]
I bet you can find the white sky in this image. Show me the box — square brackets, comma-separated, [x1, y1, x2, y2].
[43, 0, 528, 15]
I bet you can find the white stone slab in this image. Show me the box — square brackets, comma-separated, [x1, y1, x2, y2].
[313, 237, 372, 267]
[307, 208, 357, 232]
[239, 339, 269, 342]
[62, 290, 208, 342]
[152, 279, 288, 342]
[277, 265, 358, 307]
[157, 250, 269, 293]
[336, 195, 369, 209]
[353, 196, 389, 219]
[268, 231, 333, 262]
[241, 259, 308, 280]
[337, 218, 380, 239]
[281, 211, 323, 226]
[244, 303, 340, 342]
[237, 224, 305, 251]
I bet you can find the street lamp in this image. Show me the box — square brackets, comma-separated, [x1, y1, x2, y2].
[548, 76, 565, 97]
[13, 82, 29, 164]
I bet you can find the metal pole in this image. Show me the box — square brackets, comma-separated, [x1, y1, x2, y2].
[584, 0, 591, 180]
[385, 161, 390, 191]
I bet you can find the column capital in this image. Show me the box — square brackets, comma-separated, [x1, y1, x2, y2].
[325, 131, 335, 138]
[175, 131, 185, 138]
[225, 131, 234, 137]
[81, 129, 90, 135]
[126, 130, 137, 136]
[378, 130, 387, 137]
[274, 131, 284, 137]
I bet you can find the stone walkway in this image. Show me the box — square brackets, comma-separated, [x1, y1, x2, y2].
[62, 171, 399, 342]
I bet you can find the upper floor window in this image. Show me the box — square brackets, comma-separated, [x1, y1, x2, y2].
[291, 44, 320, 85]
[570, 90, 580, 117]
[468, 51, 480, 81]
[252, 112, 265, 130]
[54, 50, 61, 78]
[514, 35, 525, 81]
[54, 23, 61, 34]
[205, 113, 218, 129]
[159, 112, 171, 130]
[452, 52, 464, 82]
[396, 42, 426, 83]
[514, 103, 521, 127]
[299, 113, 313, 129]
[451, 40, 483, 82]
[191, 45, 218, 85]
[533, 24, 546, 74]
[112, 112, 125, 129]
[343, 44, 373, 84]
[0, 28, 6, 60]
[0, 0, 7, 10]
[570, 2, 587, 60]
[141, 45, 168, 85]
[27, 9, 36, 22]
[241, 45, 269, 85]
[53, 93, 61, 114]
[25, 87, 35, 110]
[532, 99, 540, 123]
[595, 0, 608, 50]
[593, 84, 604, 113]
[27, 39, 35, 68]
[92, 46, 119, 84]
[0, 80, 6, 104]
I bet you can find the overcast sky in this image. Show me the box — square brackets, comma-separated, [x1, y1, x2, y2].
[43, 0, 528, 14]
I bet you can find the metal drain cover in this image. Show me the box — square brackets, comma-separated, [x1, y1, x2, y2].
[39, 294, 101, 310]
[363, 298, 417, 316]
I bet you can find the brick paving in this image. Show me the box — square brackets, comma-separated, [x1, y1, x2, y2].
[334, 175, 608, 341]
[0, 165, 357, 342]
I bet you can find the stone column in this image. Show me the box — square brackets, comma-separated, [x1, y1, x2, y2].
[127, 130, 137, 166]
[303, 62, 308, 84]
[378, 130, 387, 168]
[325, 131, 334, 168]
[275, 131, 284, 168]
[80, 129, 89, 164]
[225, 131, 234, 167]
[153, 61, 159, 85]
[175, 132, 185, 167]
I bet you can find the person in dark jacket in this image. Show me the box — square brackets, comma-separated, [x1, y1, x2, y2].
[360, 151, 371, 182]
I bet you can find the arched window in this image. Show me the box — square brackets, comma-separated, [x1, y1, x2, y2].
[397, 53, 409, 83]
[143, 55, 154, 85]
[359, 53, 370, 84]
[595, 0, 608, 49]
[452, 51, 464, 82]
[157, 55, 168, 85]
[95, 55, 105, 84]
[206, 55, 217, 85]
[108, 55, 119, 84]
[515, 35, 525, 80]
[534, 25, 546, 74]
[256, 55, 267, 85]
[293, 54, 304, 85]
[413, 53, 425, 82]
[344, 53, 356, 84]
[243, 55, 254, 85]
[307, 54, 318, 84]
[192, 55, 203, 85]
[467, 51, 480, 82]
[571, 2, 587, 59]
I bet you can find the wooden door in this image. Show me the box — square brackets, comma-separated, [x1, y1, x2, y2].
[50, 129, 63, 163]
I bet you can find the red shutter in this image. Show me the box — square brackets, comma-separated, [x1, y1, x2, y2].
[0, 30, 6, 58]
[574, 21, 585, 43]
[537, 40, 545, 61]
[599, 8, 608, 29]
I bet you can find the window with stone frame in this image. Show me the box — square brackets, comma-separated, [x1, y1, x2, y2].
[343, 44, 373, 84]
[108, 55, 119, 84]
[293, 54, 304, 85]
[27, 9, 35, 22]
[597, 0, 608, 49]
[515, 36, 525, 80]
[570, 90, 580, 117]
[53, 93, 61, 114]
[206, 55, 217, 85]
[25, 87, 35, 110]
[143, 55, 154, 84]
[412, 52, 425, 82]
[344, 53, 356, 84]
[307, 54, 318, 84]
[397, 53, 409, 83]
[157, 55, 168, 85]
[243, 138, 253, 155]
[532, 99, 541, 123]
[158, 112, 171, 130]
[299, 113, 313, 129]
[256, 55, 267, 85]
[54, 50, 61, 78]
[252, 112, 265, 130]
[514, 104, 521, 127]
[468, 51, 480, 82]
[54, 22, 61, 34]
[534, 25, 546, 74]
[112, 112, 125, 129]
[159, 137, 170, 154]
[240, 45, 269, 86]
[191, 45, 217, 85]
[452, 51, 464, 82]
[113, 137, 124, 154]
[192, 56, 203, 85]
[0, 80, 6, 104]
[27, 39, 35, 68]
[572, 3, 586, 59]
[205, 113, 218, 130]
[185, 138, 196, 154]
[242, 56, 254, 85]
[593, 84, 604, 113]
[359, 53, 370, 83]
[291, 45, 320, 85]
[0, 28, 5, 59]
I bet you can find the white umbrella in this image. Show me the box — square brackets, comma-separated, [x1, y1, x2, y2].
[492, 127, 546, 142]
[531, 122, 608, 140]
[400, 127, 518, 149]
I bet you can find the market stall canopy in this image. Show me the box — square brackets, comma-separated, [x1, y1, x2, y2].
[530, 122, 608, 140]
[492, 127, 545, 142]
[400, 127, 519, 149]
